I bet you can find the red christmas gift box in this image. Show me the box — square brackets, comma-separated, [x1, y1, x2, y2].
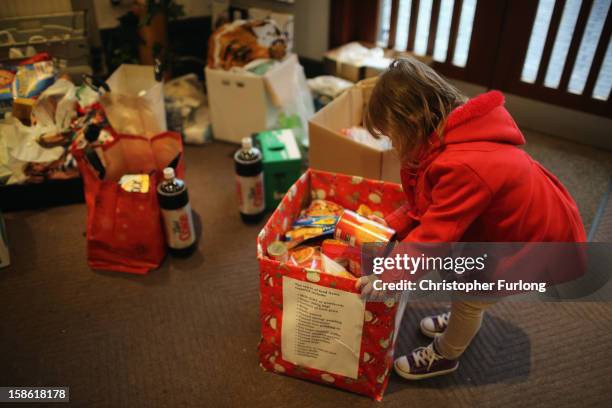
[256, 169, 408, 400]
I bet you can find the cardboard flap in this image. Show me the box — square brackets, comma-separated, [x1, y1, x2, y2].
[205, 66, 270, 142]
[356, 77, 377, 114]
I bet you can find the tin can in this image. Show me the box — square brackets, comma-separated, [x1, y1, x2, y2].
[267, 240, 288, 262]
[334, 209, 396, 248]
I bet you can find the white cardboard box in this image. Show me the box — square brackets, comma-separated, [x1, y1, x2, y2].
[205, 54, 311, 144]
[308, 79, 401, 183]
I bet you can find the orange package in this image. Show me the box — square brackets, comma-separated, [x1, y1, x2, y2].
[303, 199, 344, 217]
[289, 246, 322, 270]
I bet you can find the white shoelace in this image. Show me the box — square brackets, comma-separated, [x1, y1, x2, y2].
[438, 312, 450, 326]
[412, 344, 442, 369]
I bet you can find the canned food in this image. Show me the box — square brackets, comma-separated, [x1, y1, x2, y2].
[334, 209, 395, 248]
[267, 241, 288, 262]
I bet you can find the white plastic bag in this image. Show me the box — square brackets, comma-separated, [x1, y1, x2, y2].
[32, 78, 77, 132]
[0, 116, 64, 184]
[263, 54, 314, 145]
[100, 64, 166, 137]
[307, 75, 354, 99]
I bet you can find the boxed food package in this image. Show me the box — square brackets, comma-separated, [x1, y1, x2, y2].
[205, 54, 314, 144]
[324, 42, 433, 82]
[257, 169, 408, 400]
[308, 78, 401, 183]
[256, 129, 303, 210]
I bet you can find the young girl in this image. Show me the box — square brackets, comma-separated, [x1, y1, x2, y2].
[359, 58, 586, 380]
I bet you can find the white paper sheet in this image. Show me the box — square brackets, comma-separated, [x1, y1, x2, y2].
[281, 275, 365, 379]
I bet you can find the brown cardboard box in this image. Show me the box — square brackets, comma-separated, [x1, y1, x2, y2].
[308, 78, 401, 183]
[324, 42, 433, 83]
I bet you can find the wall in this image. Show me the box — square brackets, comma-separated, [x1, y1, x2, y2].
[0, 0, 72, 17]
[1, 0, 330, 60]
[93, 0, 210, 30]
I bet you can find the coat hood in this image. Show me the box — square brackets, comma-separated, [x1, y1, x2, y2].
[442, 91, 525, 146]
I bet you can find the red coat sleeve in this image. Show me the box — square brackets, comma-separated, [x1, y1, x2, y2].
[384, 202, 414, 239]
[404, 161, 492, 243]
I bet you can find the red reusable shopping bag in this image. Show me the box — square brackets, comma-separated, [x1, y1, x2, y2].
[257, 169, 409, 400]
[73, 130, 184, 274]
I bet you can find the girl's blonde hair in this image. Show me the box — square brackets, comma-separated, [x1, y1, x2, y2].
[364, 58, 466, 167]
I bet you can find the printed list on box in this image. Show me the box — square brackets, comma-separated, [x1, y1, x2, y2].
[281, 276, 365, 379]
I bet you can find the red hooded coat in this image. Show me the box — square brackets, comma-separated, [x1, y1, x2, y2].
[384, 91, 586, 243]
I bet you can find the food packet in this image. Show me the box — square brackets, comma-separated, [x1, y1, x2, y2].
[302, 199, 344, 217]
[293, 215, 339, 228]
[0, 67, 15, 102]
[285, 208, 340, 249]
[285, 226, 333, 249]
[288, 245, 355, 279]
[289, 245, 322, 270]
[119, 174, 150, 193]
[321, 253, 355, 279]
[12, 55, 56, 99]
[322, 238, 362, 276]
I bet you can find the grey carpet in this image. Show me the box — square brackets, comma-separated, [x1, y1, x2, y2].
[588, 177, 612, 242]
[1, 138, 611, 407]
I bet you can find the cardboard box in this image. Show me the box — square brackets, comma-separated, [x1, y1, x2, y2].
[206, 54, 310, 144]
[308, 79, 401, 183]
[324, 42, 433, 82]
[256, 129, 302, 210]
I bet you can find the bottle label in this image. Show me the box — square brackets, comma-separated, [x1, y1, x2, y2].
[161, 203, 196, 249]
[236, 174, 265, 215]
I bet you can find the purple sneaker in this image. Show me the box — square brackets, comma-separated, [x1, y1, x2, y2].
[394, 342, 459, 380]
[420, 311, 450, 338]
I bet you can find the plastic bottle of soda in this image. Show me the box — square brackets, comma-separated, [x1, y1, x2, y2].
[234, 136, 265, 223]
[157, 167, 197, 256]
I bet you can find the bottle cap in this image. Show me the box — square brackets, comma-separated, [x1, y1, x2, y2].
[163, 167, 175, 180]
[241, 137, 252, 151]
[85, 124, 102, 142]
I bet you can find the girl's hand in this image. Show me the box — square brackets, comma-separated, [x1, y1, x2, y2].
[355, 275, 375, 299]
[355, 274, 401, 303]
